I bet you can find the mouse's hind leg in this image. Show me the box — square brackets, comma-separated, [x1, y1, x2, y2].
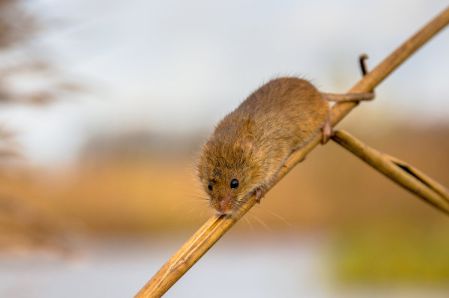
[321, 117, 332, 144]
[321, 54, 375, 144]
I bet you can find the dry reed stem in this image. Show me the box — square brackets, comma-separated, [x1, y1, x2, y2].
[135, 6, 449, 297]
[332, 130, 449, 214]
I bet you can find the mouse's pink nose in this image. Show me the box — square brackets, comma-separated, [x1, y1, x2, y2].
[219, 200, 228, 211]
[217, 196, 232, 214]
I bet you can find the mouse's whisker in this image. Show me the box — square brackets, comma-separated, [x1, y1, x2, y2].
[247, 212, 271, 232]
[258, 206, 293, 228]
[242, 216, 255, 232]
[187, 193, 208, 201]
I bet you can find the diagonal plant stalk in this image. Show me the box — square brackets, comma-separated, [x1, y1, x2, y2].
[135, 6, 449, 298]
[331, 130, 449, 214]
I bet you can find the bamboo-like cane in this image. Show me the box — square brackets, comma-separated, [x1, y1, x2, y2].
[331, 130, 449, 214]
[135, 6, 449, 297]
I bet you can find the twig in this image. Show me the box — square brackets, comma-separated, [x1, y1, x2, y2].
[331, 130, 449, 214]
[135, 6, 449, 297]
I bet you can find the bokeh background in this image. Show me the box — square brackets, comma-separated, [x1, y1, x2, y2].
[1, 0, 449, 297]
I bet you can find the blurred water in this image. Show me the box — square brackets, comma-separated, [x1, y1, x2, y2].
[0, 234, 328, 298]
[0, 234, 447, 298]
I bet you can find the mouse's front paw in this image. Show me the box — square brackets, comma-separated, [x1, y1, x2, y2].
[254, 186, 266, 203]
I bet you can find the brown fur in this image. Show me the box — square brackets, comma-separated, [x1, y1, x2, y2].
[198, 77, 329, 215]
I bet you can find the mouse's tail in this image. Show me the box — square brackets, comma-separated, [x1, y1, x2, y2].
[321, 92, 374, 102]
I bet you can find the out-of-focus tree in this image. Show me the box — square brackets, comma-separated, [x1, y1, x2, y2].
[0, 0, 36, 48]
[0, 0, 77, 253]
[0, 0, 49, 105]
[0, 0, 44, 161]
[0, 0, 81, 158]
[0, 0, 34, 159]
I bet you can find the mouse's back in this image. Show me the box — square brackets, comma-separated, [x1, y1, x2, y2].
[232, 77, 328, 151]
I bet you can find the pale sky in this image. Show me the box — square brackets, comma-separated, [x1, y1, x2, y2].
[0, 0, 448, 165]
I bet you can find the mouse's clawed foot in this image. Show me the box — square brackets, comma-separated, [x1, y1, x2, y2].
[321, 119, 332, 144]
[255, 187, 266, 204]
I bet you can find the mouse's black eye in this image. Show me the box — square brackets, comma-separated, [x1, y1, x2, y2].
[230, 178, 239, 189]
[208, 183, 213, 191]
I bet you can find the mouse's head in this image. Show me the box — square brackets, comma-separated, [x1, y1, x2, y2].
[197, 138, 262, 216]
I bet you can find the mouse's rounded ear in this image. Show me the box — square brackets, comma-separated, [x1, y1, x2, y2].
[243, 140, 254, 152]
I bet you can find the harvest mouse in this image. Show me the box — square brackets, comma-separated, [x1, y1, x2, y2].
[198, 57, 374, 215]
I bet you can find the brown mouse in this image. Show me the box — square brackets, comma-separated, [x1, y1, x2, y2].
[198, 62, 373, 215]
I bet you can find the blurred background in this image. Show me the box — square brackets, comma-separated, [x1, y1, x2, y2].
[0, 0, 448, 297]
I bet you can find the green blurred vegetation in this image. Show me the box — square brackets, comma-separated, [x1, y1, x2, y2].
[331, 225, 449, 284]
